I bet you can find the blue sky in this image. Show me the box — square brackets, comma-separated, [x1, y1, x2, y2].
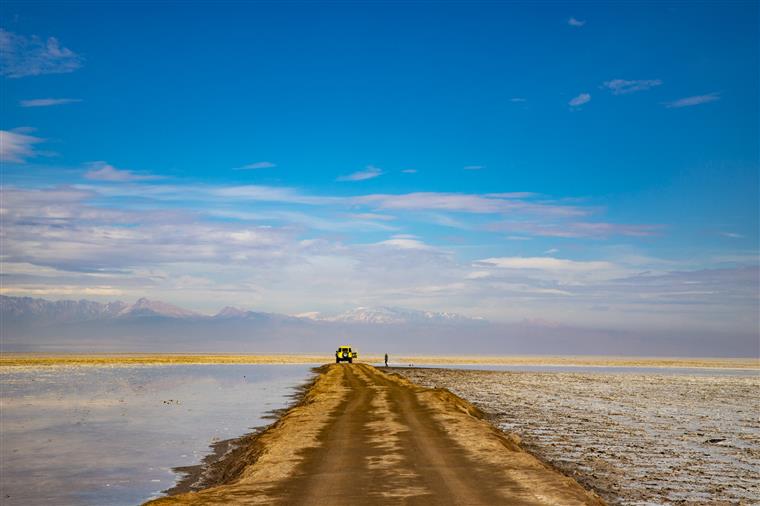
[1, 2, 758, 347]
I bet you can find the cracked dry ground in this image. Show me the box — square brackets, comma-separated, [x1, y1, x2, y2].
[148, 363, 603, 505]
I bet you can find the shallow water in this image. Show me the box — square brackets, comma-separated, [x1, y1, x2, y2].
[0, 364, 315, 505]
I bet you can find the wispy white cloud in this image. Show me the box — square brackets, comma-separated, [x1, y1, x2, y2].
[355, 192, 587, 216]
[72, 183, 589, 218]
[664, 93, 720, 108]
[376, 235, 432, 250]
[422, 213, 470, 229]
[0, 129, 44, 163]
[490, 220, 664, 238]
[212, 209, 397, 232]
[337, 165, 383, 181]
[0, 29, 84, 78]
[1, 187, 291, 268]
[401, 169, 417, 174]
[464, 165, 483, 171]
[210, 185, 336, 205]
[602, 79, 662, 95]
[234, 161, 276, 170]
[477, 256, 614, 272]
[345, 213, 396, 221]
[485, 192, 538, 199]
[510, 98, 527, 103]
[0, 285, 124, 296]
[720, 232, 745, 239]
[19, 98, 82, 107]
[83, 162, 161, 182]
[569, 93, 591, 107]
[568, 17, 586, 27]
[82, 183, 333, 206]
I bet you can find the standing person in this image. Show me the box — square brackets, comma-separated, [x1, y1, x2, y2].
[384, 353, 388, 367]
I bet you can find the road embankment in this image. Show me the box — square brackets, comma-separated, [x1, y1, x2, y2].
[147, 363, 605, 505]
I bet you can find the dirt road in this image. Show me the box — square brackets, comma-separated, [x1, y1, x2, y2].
[148, 364, 604, 505]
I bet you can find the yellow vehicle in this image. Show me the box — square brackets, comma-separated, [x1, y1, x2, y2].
[335, 345, 358, 363]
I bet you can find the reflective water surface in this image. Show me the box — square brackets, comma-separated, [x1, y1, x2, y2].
[0, 364, 316, 505]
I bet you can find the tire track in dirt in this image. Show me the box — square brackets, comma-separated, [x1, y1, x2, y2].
[269, 364, 382, 504]
[369, 367, 515, 505]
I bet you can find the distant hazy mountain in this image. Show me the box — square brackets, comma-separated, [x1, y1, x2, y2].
[0, 295, 198, 321]
[321, 306, 481, 324]
[212, 306, 302, 323]
[118, 297, 200, 319]
[213, 306, 250, 319]
[1, 295, 748, 356]
[1, 295, 127, 322]
[0, 296, 478, 325]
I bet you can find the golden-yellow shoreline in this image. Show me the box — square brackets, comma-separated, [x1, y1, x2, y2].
[1, 353, 757, 370]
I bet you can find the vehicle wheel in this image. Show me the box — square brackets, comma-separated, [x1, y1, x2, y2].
[348, 358, 353, 363]
[335, 357, 339, 363]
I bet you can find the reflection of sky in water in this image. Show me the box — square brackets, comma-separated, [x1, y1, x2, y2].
[1, 364, 315, 505]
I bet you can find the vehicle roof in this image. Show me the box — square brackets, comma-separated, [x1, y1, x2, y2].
[338, 345, 352, 348]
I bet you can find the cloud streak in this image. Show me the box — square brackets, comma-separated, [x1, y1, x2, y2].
[337, 165, 384, 181]
[234, 161, 276, 170]
[19, 98, 82, 107]
[354, 192, 588, 216]
[569, 93, 591, 107]
[83, 162, 161, 182]
[477, 256, 615, 272]
[489, 220, 665, 238]
[0, 129, 44, 163]
[0, 29, 84, 78]
[66, 180, 660, 245]
[665, 93, 720, 108]
[603, 79, 663, 95]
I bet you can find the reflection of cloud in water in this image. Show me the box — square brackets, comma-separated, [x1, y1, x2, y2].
[1, 364, 313, 505]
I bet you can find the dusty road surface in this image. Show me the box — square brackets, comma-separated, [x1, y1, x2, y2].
[148, 364, 604, 505]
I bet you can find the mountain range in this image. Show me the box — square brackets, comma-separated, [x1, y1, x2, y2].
[1, 295, 747, 357]
[0, 295, 480, 325]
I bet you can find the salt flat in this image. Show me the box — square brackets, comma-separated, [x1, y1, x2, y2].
[394, 367, 760, 505]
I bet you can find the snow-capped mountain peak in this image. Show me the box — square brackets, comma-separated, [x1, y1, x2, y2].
[118, 298, 199, 318]
[214, 306, 250, 318]
[321, 306, 478, 324]
[1, 296, 482, 325]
